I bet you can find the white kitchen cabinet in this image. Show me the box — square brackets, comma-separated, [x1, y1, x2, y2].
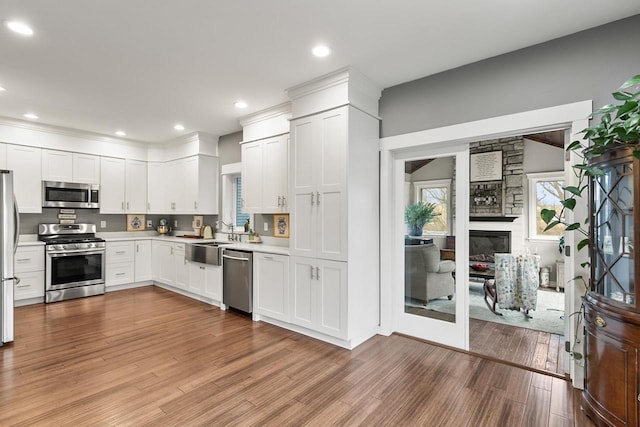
[43, 150, 101, 184]
[240, 134, 288, 214]
[42, 149, 73, 182]
[100, 157, 126, 213]
[0, 143, 6, 169]
[188, 262, 222, 302]
[290, 256, 347, 339]
[290, 108, 347, 261]
[72, 153, 100, 184]
[125, 159, 147, 213]
[14, 246, 45, 302]
[134, 240, 152, 282]
[152, 240, 176, 285]
[174, 244, 189, 289]
[100, 157, 147, 213]
[7, 144, 42, 213]
[240, 140, 263, 212]
[167, 155, 219, 214]
[106, 241, 135, 287]
[254, 252, 289, 322]
[147, 162, 166, 213]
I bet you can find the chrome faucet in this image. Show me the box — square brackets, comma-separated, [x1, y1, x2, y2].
[216, 220, 240, 241]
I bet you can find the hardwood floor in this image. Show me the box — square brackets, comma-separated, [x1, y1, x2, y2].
[470, 318, 565, 376]
[1, 287, 594, 426]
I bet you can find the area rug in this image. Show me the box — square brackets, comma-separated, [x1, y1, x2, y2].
[406, 282, 565, 335]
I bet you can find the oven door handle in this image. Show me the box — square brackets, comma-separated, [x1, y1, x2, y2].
[47, 249, 106, 256]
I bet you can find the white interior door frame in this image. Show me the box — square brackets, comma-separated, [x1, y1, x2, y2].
[379, 100, 592, 388]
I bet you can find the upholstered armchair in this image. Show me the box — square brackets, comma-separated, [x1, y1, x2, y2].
[405, 243, 456, 305]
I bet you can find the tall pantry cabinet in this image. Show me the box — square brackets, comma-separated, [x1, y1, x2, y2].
[287, 68, 381, 348]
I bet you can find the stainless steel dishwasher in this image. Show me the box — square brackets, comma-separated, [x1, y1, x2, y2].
[222, 249, 253, 313]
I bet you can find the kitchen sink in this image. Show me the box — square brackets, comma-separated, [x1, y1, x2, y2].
[185, 242, 230, 266]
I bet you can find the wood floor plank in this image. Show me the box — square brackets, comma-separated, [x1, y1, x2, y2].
[0, 286, 584, 426]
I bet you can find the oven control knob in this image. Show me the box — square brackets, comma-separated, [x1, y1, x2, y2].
[56, 245, 65, 251]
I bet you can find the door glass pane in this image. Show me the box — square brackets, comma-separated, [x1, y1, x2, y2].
[404, 156, 456, 322]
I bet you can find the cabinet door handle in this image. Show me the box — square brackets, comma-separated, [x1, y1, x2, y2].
[115, 251, 126, 255]
[310, 193, 315, 205]
[127, 202, 130, 210]
[147, 202, 150, 210]
[136, 244, 139, 253]
[277, 196, 281, 207]
[310, 265, 315, 280]
[282, 196, 286, 206]
[200, 266, 205, 270]
[316, 267, 320, 280]
[194, 201, 198, 209]
[316, 192, 320, 205]
[121, 201, 124, 210]
[263, 256, 273, 260]
[16, 259, 30, 263]
[170, 247, 174, 255]
[115, 272, 126, 276]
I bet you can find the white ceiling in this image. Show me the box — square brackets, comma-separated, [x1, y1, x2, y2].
[1, 1, 639, 143]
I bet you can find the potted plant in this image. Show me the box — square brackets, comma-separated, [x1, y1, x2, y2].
[541, 73, 640, 245]
[405, 201, 439, 236]
[540, 73, 640, 364]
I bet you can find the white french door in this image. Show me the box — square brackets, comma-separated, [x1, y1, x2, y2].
[393, 144, 470, 350]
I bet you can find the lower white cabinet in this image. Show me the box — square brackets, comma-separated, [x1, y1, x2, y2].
[174, 244, 188, 290]
[152, 240, 177, 285]
[254, 253, 289, 322]
[106, 241, 135, 287]
[188, 262, 222, 302]
[14, 246, 45, 301]
[135, 240, 152, 282]
[106, 240, 152, 287]
[290, 256, 347, 339]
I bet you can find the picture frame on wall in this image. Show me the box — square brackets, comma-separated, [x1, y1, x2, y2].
[470, 151, 502, 182]
[127, 214, 146, 232]
[273, 214, 289, 238]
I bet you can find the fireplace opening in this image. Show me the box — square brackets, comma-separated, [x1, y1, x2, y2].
[469, 230, 511, 262]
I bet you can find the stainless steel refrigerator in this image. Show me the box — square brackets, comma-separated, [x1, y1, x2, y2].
[1, 170, 19, 345]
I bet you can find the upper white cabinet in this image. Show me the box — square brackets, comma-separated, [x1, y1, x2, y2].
[166, 155, 218, 214]
[125, 160, 147, 213]
[72, 153, 100, 184]
[7, 145, 42, 213]
[241, 134, 288, 214]
[42, 150, 73, 182]
[100, 157, 126, 213]
[290, 108, 348, 261]
[147, 162, 166, 214]
[42, 150, 100, 184]
[100, 157, 147, 213]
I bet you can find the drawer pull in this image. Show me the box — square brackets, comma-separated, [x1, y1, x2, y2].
[16, 259, 31, 262]
[115, 272, 126, 276]
[595, 316, 607, 328]
[115, 251, 126, 255]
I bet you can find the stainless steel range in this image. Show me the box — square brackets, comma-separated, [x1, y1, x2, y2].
[38, 223, 105, 303]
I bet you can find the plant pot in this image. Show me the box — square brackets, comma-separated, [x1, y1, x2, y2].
[408, 224, 424, 237]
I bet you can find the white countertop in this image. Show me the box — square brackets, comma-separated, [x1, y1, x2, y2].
[18, 232, 290, 255]
[97, 232, 290, 255]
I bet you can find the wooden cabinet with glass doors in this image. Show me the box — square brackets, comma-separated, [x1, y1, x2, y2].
[583, 146, 639, 427]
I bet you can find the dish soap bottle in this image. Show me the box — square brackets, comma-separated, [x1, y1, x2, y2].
[244, 218, 250, 233]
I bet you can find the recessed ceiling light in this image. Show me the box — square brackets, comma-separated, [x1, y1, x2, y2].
[0, 86, 5, 92]
[173, 124, 185, 131]
[23, 113, 39, 120]
[234, 101, 248, 109]
[312, 45, 331, 57]
[115, 130, 126, 137]
[6, 21, 34, 36]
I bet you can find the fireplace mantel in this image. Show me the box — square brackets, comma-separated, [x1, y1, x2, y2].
[470, 216, 518, 222]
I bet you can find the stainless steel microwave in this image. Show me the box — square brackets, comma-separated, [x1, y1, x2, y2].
[42, 181, 99, 209]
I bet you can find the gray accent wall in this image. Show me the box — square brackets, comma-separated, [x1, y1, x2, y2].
[379, 14, 640, 138]
[218, 131, 242, 166]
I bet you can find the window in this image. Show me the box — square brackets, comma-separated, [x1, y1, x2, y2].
[414, 179, 451, 235]
[528, 172, 565, 240]
[235, 177, 250, 229]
